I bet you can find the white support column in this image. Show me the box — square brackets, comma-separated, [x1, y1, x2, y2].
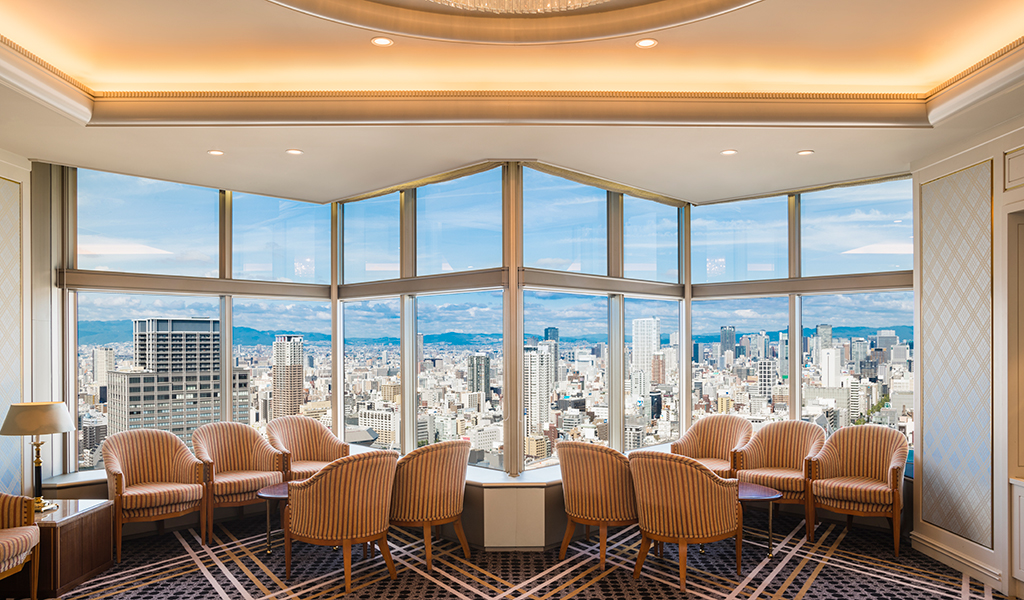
[219, 295, 233, 423]
[400, 294, 417, 454]
[788, 193, 801, 420]
[608, 293, 625, 452]
[682, 204, 693, 432]
[503, 162, 524, 477]
[331, 201, 342, 437]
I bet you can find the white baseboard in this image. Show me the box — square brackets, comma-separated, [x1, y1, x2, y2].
[911, 531, 1003, 587]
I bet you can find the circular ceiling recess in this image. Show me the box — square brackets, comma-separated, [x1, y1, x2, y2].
[266, 0, 764, 44]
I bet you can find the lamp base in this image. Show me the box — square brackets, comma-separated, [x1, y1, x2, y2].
[34, 496, 59, 513]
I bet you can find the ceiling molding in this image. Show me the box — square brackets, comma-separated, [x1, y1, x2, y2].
[0, 35, 92, 125]
[926, 37, 1024, 125]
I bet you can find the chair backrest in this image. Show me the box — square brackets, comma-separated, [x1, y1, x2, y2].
[557, 441, 637, 523]
[629, 451, 738, 540]
[102, 429, 194, 487]
[674, 414, 752, 460]
[816, 424, 908, 482]
[193, 421, 272, 473]
[268, 415, 342, 462]
[289, 450, 399, 541]
[391, 440, 471, 523]
[0, 492, 33, 528]
[746, 420, 825, 471]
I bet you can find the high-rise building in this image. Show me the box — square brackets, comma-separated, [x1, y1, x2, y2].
[468, 353, 491, 402]
[523, 346, 552, 435]
[632, 317, 660, 397]
[778, 332, 790, 378]
[757, 359, 777, 397]
[650, 351, 665, 385]
[816, 324, 833, 350]
[851, 338, 870, 372]
[272, 334, 305, 420]
[538, 339, 559, 384]
[821, 347, 841, 388]
[92, 347, 114, 386]
[416, 333, 424, 372]
[876, 329, 899, 351]
[544, 327, 559, 342]
[720, 326, 736, 358]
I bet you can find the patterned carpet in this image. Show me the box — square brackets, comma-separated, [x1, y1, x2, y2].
[55, 509, 1003, 600]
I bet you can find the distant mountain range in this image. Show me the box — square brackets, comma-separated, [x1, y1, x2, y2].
[77, 320, 912, 348]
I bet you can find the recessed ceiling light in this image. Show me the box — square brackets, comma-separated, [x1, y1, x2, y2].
[636, 38, 658, 48]
[207, 150, 224, 156]
[286, 149, 304, 155]
[797, 149, 815, 156]
[372, 37, 394, 47]
[720, 149, 738, 155]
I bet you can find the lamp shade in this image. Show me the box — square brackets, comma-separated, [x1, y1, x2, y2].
[0, 402, 76, 436]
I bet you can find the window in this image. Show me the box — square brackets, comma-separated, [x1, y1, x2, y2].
[691, 196, 787, 283]
[690, 297, 789, 423]
[523, 169, 607, 275]
[343, 193, 400, 283]
[801, 292, 914, 446]
[76, 292, 221, 470]
[77, 169, 218, 277]
[523, 291, 609, 470]
[801, 180, 913, 277]
[624, 197, 679, 283]
[416, 291, 504, 469]
[417, 169, 502, 275]
[343, 298, 401, 449]
[233, 298, 332, 428]
[624, 298, 681, 449]
[233, 193, 331, 283]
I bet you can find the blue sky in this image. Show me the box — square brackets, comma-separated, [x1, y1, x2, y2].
[523, 168, 607, 275]
[624, 196, 679, 283]
[691, 195, 788, 284]
[417, 169, 502, 275]
[233, 193, 331, 284]
[343, 192, 401, 284]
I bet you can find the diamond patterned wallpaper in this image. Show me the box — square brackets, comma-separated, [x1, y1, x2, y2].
[920, 160, 993, 548]
[0, 177, 21, 495]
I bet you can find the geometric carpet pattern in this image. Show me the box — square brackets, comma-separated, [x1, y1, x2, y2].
[59, 509, 1004, 600]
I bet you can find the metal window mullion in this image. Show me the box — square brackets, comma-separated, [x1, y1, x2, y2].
[400, 188, 416, 279]
[682, 204, 693, 432]
[220, 295, 233, 423]
[789, 194, 800, 279]
[220, 190, 232, 280]
[790, 293, 802, 420]
[331, 202, 342, 437]
[400, 294, 417, 454]
[503, 162, 524, 477]
[608, 192, 624, 279]
[608, 294, 625, 452]
[61, 168, 76, 473]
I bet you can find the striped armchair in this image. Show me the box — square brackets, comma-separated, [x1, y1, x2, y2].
[733, 420, 825, 539]
[192, 422, 284, 544]
[670, 414, 753, 478]
[0, 493, 39, 600]
[390, 440, 472, 571]
[629, 451, 742, 591]
[285, 451, 399, 593]
[808, 424, 909, 554]
[102, 429, 206, 560]
[557, 441, 637, 570]
[267, 415, 349, 481]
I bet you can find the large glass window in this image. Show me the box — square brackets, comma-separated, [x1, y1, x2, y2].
[416, 291, 504, 469]
[623, 196, 679, 283]
[690, 297, 789, 424]
[801, 292, 914, 446]
[417, 169, 502, 276]
[233, 194, 331, 284]
[342, 298, 401, 449]
[232, 298, 332, 431]
[77, 170, 219, 277]
[801, 180, 913, 277]
[76, 292, 222, 470]
[624, 298, 681, 449]
[523, 169, 607, 275]
[343, 193, 400, 284]
[523, 290, 609, 470]
[691, 196, 788, 284]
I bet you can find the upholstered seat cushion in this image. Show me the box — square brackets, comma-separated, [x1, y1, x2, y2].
[812, 476, 893, 505]
[122, 482, 205, 510]
[123, 501, 201, 519]
[290, 460, 330, 481]
[737, 467, 805, 492]
[0, 524, 39, 573]
[212, 470, 283, 497]
[814, 498, 892, 514]
[693, 457, 732, 478]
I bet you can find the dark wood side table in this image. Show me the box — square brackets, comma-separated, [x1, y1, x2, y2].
[7, 498, 114, 598]
[738, 482, 783, 558]
[257, 483, 289, 555]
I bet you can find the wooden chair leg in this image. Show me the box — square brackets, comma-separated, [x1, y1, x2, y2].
[379, 533, 397, 579]
[344, 541, 353, 594]
[30, 543, 39, 600]
[453, 518, 471, 560]
[679, 541, 687, 591]
[633, 534, 652, 579]
[116, 514, 123, 563]
[423, 524, 434, 572]
[284, 507, 292, 579]
[806, 495, 816, 543]
[559, 518, 575, 560]
[892, 503, 901, 557]
[200, 500, 208, 547]
[599, 524, 608, 571]
[735, 527, 743, 576]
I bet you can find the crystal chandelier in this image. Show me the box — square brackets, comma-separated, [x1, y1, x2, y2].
[423, 0, 615, 14]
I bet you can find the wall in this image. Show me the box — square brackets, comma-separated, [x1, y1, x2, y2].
[0, 148, 30, 496]
[912, 112, 1024, 596]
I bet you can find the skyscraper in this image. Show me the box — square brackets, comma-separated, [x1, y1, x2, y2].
[817, 324, 833, 349]
[468, 353, 491, 402]
[632, 317, 661, 397]
[544, 327, 559, 342]
[757, 359, 777, 398]
[778, 331, 790, 379]
[876, 329, 899, 351]
[720, 326, 736, 359]
[92, 347, 114, 386]
[821, 347, 841, 388]
[523, 346, 552, 435]
[272, 334, 305, 420]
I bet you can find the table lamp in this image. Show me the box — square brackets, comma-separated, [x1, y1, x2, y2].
[1, 401, 77, 512]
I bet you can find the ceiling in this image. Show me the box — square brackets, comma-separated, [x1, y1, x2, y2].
[0, 0, 1023, 203]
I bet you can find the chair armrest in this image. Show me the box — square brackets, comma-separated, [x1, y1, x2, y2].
[325, 436, 350, 460]
[889, 453, 907, 491]
[733, 441, 763, 470]
[669, 436, 699, 458]
[252, 438, 285, 473]
[0, 492, 33, 528]
[172, 449, 205, 485]
[103, 451, 125, 497]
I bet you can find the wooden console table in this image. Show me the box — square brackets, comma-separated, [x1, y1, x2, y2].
[7, 498, 114, 598]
